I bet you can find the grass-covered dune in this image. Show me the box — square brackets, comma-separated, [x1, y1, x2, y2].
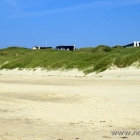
[0, 45, 140, 74]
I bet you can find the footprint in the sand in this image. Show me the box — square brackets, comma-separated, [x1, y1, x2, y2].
[121, 136, 128, 139]
[100, 121, 106, 123]
[102, 136, 111, 138]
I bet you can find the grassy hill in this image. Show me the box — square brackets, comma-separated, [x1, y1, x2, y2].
[0, 46, 140, 73]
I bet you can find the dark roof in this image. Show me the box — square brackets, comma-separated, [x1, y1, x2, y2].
[123, 43, 134, 47]
[33, 46, 52, 49]
[55, 45, 76, 50]
[40, 47, 52, 49]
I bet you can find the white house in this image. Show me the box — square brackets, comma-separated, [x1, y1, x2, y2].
[123, 41, 140, 48]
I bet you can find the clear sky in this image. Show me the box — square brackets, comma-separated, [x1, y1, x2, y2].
[0, 0, 140, 49]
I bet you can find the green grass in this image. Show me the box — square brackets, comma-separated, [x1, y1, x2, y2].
[0, 46, 140, 73]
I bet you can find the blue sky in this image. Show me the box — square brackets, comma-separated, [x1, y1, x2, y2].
[0, 0, 140, 49]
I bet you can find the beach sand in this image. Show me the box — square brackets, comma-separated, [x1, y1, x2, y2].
[0, 68, 140, 140]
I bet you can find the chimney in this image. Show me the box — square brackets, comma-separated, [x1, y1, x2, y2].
[134, 41, 137, 47]
[137, 41, 139, 47]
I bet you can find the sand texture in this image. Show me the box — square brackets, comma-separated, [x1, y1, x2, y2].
[0, 68, 140, 140]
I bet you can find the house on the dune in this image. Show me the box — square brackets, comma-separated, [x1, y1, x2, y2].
[55, 45, 76, 50]
[33, 46, 52, 50]
[123, 41, 140, 48]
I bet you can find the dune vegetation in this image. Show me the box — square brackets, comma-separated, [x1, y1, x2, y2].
[0, 45, 140, 73]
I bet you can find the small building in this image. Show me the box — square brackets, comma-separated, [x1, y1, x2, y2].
[55, 45, 76, 50]
[123, 41, 140, 48]
[33, 46, 52, 50]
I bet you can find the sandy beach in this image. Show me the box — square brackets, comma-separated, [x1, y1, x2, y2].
[0, 68, 140, 140]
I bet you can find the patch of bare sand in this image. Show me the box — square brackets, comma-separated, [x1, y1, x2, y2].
[0, 72, 140, 140]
